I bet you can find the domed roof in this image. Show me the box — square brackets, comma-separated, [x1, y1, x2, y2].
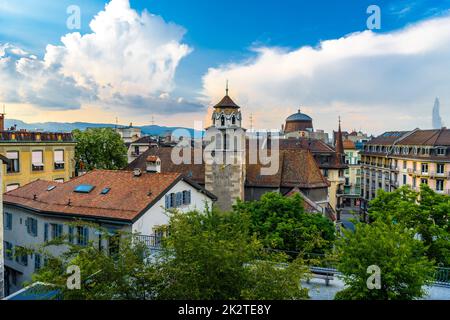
[286, 110, 312, 122]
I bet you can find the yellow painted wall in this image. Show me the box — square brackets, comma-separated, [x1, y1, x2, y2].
[0, 143, 76, 192]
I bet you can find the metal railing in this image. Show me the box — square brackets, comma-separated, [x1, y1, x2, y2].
[134, 234, 162, 250]
[434, 267, 450, 287]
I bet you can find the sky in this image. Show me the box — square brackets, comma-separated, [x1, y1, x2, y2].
[1, 0, 450, 135]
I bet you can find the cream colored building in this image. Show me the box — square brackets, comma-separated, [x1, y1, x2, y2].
[343, 140, 362, 207]
[361, 129, 450, 212]
[0, 131, 76, 192]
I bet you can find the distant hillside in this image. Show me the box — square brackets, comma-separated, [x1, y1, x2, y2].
[5, 119, 202, 137]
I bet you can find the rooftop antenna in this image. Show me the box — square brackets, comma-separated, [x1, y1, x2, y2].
[115, 117, 118, 128]
[2, 104, 5, 115]
[151, 115, 155, 126]
[226, 80, 229, 96]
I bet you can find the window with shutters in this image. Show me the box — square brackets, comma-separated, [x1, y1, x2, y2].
[77, 226, 89, 246]
[183, 190, 191, 205]
[50, 223, 63, 240]
[4, 241, 13, 260]
[26, 217, 38, 237]
[6, 151, 20, 173]
[4, 212, 12, 230]
[15, 246, 28, 266]
[68, 226, 74, 243]
[35, 254, 41, 271]
[54, 150, 65, 170]
[44, 223, 49, 241]
[31, 150, 44, 171]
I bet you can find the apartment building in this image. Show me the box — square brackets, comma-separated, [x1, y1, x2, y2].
[2, 169, 216, 295]
[361, 128, 450, 211]
[0, 130, 76, 192]
[342, 140, 362, 208]
[0, 154, 10, 299]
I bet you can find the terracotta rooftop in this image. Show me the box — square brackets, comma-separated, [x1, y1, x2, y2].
[365, 131, 409, 145]
[343, 139, 356, 150]
[3, 170, 214, 222]
[398, 129, 450, 146]
[126, 144, 329, 189]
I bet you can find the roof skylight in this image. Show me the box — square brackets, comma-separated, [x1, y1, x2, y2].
[74, 184, 95, 193]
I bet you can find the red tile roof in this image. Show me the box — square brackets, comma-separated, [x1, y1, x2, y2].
[3, 170, 212, 222]
[343, 139, 356, 150]
[126, 143, 329, 189]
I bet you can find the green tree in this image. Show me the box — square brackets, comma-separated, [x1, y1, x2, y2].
[155, 208, 310, 300]
[369, 184, 450, 266]
[29, 210, 310, 300]
[233, 192, 336, 254]
[335, 220, 434, 300]
[29, 227, 159, 300]
[73, 128, 127, 171]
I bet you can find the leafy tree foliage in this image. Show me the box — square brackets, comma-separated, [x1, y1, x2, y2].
[233, 192, 336, 254]
[156, 208, 309, 300]
[30, 211, 310, 300]
[369, 185, 450, 266]
[29, 226, 159, 300]
[335, 220, 434, 300]
[73, 128, 127, 171]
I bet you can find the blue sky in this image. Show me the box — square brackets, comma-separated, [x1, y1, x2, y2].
[1, 0, 450, 133]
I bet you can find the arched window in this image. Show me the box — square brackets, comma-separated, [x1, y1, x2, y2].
[220, 115, 225, 126]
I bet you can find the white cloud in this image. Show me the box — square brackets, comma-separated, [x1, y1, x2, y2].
[0, 0, 202, 115]
[202, 15, 450, 134]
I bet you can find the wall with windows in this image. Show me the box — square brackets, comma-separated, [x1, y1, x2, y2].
[0, 143, 75, 192]
[0, 160, 5, 298]
[2, 205, 127, 295]
[132, 179, 214, 237]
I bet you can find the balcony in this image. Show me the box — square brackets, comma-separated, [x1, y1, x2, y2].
[390, 166, 399, 172]
[134, 234, 162, 250]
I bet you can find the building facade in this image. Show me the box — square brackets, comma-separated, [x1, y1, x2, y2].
[361, 128, 450, 212]
[0, 131, 76, 192]
[2, 170, 216, 295]
[115, 124, 141, 144]
[0, 154, 10, 299]
[342, 140, 362, 208]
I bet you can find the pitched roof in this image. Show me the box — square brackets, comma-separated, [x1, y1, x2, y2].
[398, 129, 450, 146]
[126, 147, 205, 184]
[213, 95, 240, 109]
[126, 144, 329, 189]
[365, 131, 409, 145]
[3, 170, 214, 222]
[343, 139, 356, 150]
[246, 149, 329, 188]
[279, 138, 347, 169]
[131, 135, 158, 145]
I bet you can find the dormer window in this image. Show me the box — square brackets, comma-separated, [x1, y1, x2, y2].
[220, 115, 225, 126]
[402, 147, 409, 155]
[436, 147, 446, 156]
[231, 115, 236, 125]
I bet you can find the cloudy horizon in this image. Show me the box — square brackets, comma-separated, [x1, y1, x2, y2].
[1, 0, 450, 135]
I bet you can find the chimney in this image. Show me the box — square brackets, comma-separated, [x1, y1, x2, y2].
[146, 156, 161, 173]
[0, 113, 4, 131]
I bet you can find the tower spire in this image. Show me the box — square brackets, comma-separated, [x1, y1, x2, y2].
[226, 80, 229, 96]
[336, 116, 344, 155]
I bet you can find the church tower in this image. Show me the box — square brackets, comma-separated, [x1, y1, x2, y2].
[204, 84, 246, 211]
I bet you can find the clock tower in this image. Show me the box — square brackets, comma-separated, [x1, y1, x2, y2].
[204, 85, 246, 211]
